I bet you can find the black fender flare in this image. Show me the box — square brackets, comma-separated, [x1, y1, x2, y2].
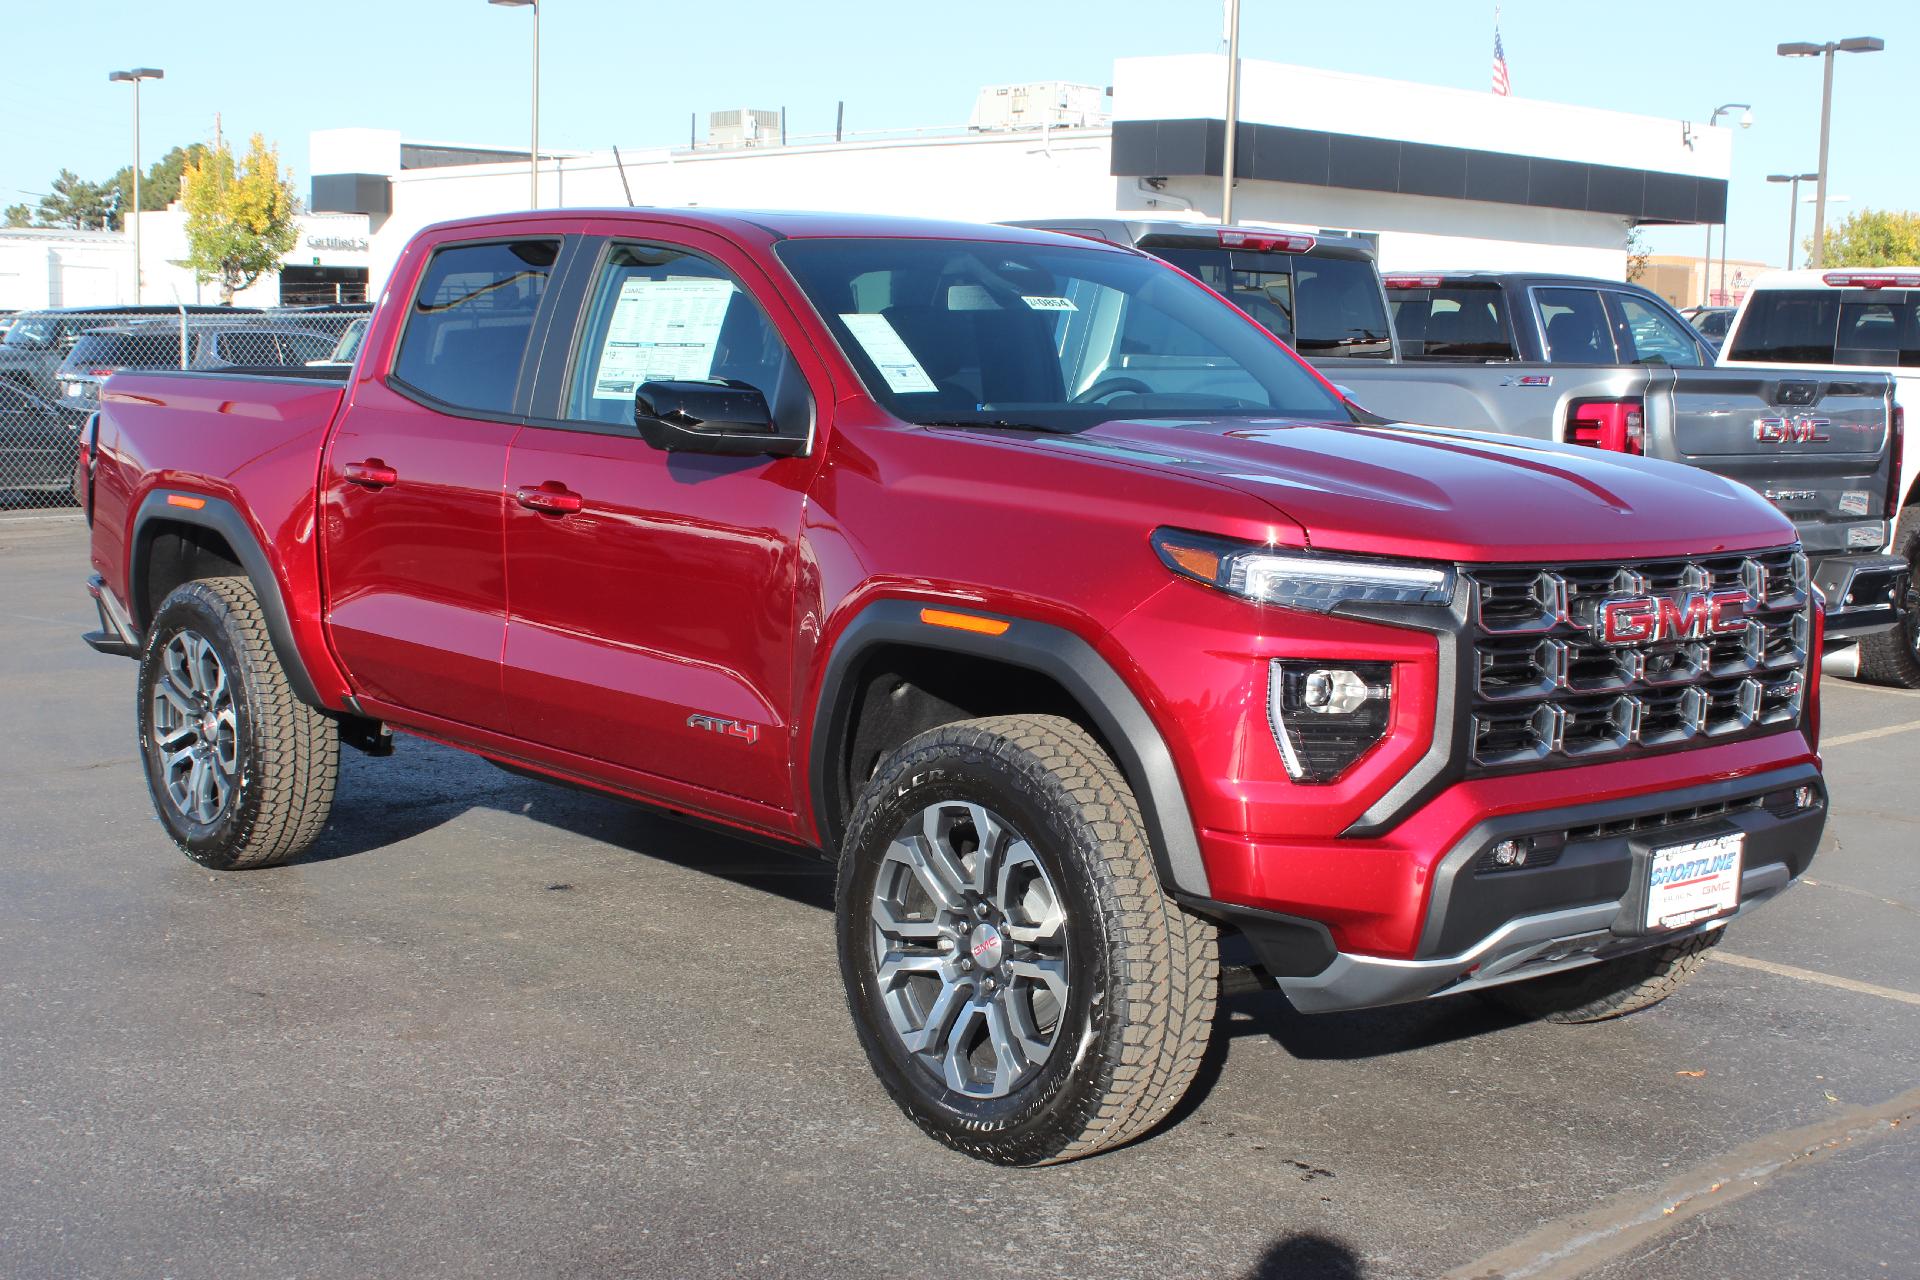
[808, 599, 1211, 899]
[130, 490, 327, 710]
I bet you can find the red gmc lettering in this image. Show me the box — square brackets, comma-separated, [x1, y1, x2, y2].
[1602, 590, 1750, 644]
[1601, 599, 1657, 644]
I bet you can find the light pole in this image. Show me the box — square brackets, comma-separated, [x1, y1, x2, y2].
[1703, 103, 1751, 306]
[1777, 36, 1884, 267]
[107, 67, 163, 304]
[490, 0, 539, 208]
[1767, 173, 1819, 269]
[1221, 0, 1242, 224]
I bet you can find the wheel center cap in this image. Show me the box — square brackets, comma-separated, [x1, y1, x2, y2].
[967, 923, 1005, 970]
[200, 712, 219, 740]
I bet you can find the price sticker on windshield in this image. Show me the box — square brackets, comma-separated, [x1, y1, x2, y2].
[1021, 296, 1078, 312]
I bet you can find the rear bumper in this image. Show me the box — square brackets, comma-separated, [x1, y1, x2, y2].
[1812, 552, 1910, 642]
[1225, 763, 1823, 1013]
[83, 573, 141, 658]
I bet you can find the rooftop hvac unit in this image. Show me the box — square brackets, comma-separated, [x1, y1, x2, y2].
[708, 109, 783, 148]
[968, 82, 1108, 132]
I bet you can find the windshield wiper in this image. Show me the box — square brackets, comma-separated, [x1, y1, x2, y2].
[916, 418, 1067, 433]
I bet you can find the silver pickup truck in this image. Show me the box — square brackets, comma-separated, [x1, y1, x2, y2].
[1013, 219, 1908, 668]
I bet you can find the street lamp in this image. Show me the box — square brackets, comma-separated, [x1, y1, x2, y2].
[1777, 36, 1884, 267]
[1221, 0, 1242, 224]
[1767, 172, 1820, 270]
[107, 67, 163, 304]
[1701, 103, 1752, 306]
[489, 0, 539, 208]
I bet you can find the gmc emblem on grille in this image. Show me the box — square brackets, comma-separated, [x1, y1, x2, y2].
[1595, 590, 1752, 646]
[1753, 415, 1830, 444]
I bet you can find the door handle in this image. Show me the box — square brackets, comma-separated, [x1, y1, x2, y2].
[516, 484, 583, 515]
[343, 460, 398, 488]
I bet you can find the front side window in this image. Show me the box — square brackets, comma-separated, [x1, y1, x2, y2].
[392, 239, 558, 414]
[774, 237, 1354, 430]
[564, 243, 805, 429]
[1536, 288, 1617, 364]
[1608, 293, 1703, 366]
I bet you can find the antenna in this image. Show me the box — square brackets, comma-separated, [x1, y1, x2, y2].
[611, 145, 636, 206]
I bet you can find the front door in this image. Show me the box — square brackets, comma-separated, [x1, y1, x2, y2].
[500, 232, 820, 811]
[321, 235, 562, 727]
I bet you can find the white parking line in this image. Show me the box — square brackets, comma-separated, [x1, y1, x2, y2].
[1827, 681, 1920, 701]
[1713, 951, 1920, 1008]
[1821, 721, 1920, 748]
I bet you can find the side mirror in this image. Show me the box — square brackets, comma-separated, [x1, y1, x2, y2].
[634, 379, 807, 457]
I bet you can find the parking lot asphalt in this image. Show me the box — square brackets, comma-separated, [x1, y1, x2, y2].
[2, 511, 1916, 1280]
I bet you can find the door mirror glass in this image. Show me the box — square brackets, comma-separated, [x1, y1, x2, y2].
[634, 379, 804, 456]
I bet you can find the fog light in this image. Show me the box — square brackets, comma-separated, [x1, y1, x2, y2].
[1793, 785, 1818, 811]
[1489, 837, 1532, 868]
[1269, 660, 1393, 783]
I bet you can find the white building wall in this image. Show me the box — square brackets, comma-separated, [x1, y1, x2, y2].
[0, 232, 134, 310]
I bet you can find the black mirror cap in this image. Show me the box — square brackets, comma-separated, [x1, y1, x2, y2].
[633, 379, 805, 457]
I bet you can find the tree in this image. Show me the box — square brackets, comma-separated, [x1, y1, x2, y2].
[1626, 225, 1651, 282]
[180, 134, 300, 304]
[106, 143, 212, 228]
[33, 169, 116, 230]
[4, 204, 32, 229]
[1811, 208, 1920, 267]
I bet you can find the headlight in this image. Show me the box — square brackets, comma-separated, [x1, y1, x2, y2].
[1151, 528, 1455, 613]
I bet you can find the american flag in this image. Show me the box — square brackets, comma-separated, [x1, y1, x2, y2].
[1492, 17, 1511, 96]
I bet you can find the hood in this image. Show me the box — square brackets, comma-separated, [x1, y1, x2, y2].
[1021, 417, 1798, 563]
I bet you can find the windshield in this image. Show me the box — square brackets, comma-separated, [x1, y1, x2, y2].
[3, 315, 57, 348]
[774, 238, 1355, 429]
[1145, 247, 1394, 359]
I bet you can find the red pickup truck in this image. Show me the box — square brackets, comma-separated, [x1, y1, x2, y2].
[78, 210, 1828, 1165]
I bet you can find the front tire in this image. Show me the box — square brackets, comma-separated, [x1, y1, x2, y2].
[1859, 506, 1920, 689]
[136, 576, 339, 869]
[836, 714, 1217, 1165]
[1481, 930, 1720, 1024]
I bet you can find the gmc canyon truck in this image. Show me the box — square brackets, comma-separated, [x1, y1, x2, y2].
[78, 210, 1829, 1166]
[1014, 223, 1908, 676]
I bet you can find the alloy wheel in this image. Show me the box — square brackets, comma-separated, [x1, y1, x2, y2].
[149, 629, 239, 825]
[869, 800, 1070, 1098]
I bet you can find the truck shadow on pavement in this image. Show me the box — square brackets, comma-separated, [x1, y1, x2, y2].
[1242, 1233, 1367, 1279]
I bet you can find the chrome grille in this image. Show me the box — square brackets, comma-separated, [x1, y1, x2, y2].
[1465, 547, 1810, 771]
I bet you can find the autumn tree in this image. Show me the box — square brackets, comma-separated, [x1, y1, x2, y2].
[1811, 208, 1920, 267]
[181, 134, 300, 304]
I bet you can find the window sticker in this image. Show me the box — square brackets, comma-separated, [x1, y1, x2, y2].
[1021, 295, 1078, 312]
[947, 283, 999, 311]
[839, 312, 939, 393]
[590, 276, 737, 400]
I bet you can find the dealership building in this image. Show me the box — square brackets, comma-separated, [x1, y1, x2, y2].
[308, 54, 1731, 293]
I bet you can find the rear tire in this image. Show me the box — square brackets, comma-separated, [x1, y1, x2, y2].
[136, 576, 339, 869]
[836, 714, 1217, 1165]
[1859, 507, 1920, 689]
[1481, 930, 1720, 1024]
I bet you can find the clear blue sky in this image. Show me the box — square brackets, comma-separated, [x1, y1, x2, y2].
[10, 0, 1915, 265]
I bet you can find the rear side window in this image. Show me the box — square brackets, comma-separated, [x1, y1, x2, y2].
[1606, 292, 1703, 367]
[215, 331, 285, 365]
[393, 239, 558, 413]
[1536, 288, 1618, 364]
[1388, 285, 1515, 360]
[1145, 246, 1393, 359]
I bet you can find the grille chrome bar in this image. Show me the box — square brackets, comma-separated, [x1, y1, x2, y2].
[1465, 546, 1809, 772]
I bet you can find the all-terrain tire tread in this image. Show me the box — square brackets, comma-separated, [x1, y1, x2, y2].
[1858, 507, 1920, 689]
[1488, 931, 1718, 1024]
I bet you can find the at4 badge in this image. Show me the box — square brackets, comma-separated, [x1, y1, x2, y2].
[687, 713, 761, 745]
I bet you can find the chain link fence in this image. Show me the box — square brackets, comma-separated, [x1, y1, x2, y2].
[0, 306, 368, 510]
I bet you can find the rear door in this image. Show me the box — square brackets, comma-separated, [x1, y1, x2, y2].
[321, 232, 571, 727]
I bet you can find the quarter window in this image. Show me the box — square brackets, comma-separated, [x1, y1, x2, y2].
[392, 239, 558, 414]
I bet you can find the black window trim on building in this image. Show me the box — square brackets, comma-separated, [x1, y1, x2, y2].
[1111, 119, 1727, 226]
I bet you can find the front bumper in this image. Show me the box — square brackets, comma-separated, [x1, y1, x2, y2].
[1812, 552, 1910, 642]
[1229, 763, 1824, 1013]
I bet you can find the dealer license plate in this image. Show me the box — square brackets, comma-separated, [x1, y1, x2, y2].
[1645, 832, 1744, 931]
